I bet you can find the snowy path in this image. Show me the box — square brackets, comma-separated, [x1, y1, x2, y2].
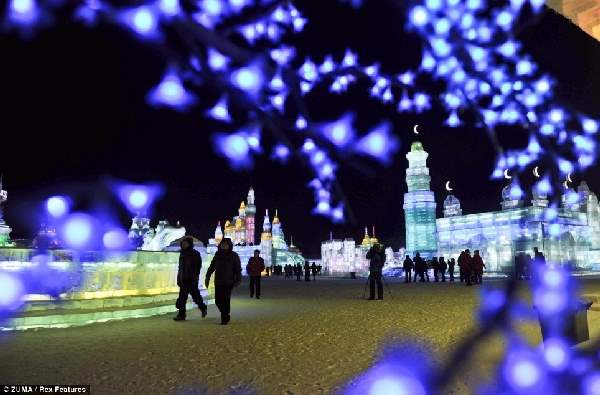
[1, 277, 598, 395]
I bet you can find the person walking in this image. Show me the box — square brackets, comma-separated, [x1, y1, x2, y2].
[439, 257, 447, 282]
[205, 238, 242, 325]
[311, 262, 318, 281]
[246, 249, 265, 299]
[448, 257, 456, 282]
[472, 250, 485, 285]
[414, 252, 425, 282]
[432, 257, 439, 282]
[174, 237, 208, 321]
[304, 261, 311, 282]
[458, 251, 466, 283]
[463, 249, 473, 286]
[295, 262, 302, 281]
[367, 243, 386, 300]
[403, 255, 413, 283]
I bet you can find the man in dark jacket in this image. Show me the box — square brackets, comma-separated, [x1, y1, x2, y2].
[439, 257, 448, 282]
[205, 238, 242, 325]
[367, 243, 386, 300]
[246, 249, 265, 299]
[403, 255, 413, 283]
[304, 261, 311, 282]
[463, 249, 473, 286]
[174, 237, 207, 321]
[414, 252, 425, 282]
[448, 257, 456, 282]
[432, 257, 440, 282]
[472, 250, 485, 284]
[295, 262, 302, 281]
[311, 262, 318, 281]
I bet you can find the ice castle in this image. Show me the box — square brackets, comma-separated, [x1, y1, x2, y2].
[404, 141, 600, 272]
[206, 188, 305, 269]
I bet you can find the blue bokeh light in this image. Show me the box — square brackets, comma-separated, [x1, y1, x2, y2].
[0, 271, 25, 313]
[208, 96, 231, 122]
[213, 132, 253, 169]
[231, 64, 264, 95]
[61, 213, 94, 250]
[542, 338, 570, 371]
[46, 196, 70, 219]
[147, 70, 196, 110]
[102, 228, 130, 250]
[9, 0, 39, 25]
[503, 351, 544, 391]
[321, 113, 355, 147]
[116, 183, 162, 215]
[409, 6, 429, 27]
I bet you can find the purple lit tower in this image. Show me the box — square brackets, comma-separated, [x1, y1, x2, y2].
[245, 187, 256, 245]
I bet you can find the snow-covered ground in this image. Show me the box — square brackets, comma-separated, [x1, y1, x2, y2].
[1, 277, 599, 394]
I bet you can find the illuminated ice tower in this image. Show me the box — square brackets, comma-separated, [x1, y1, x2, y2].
[403, 141, 437, 258]
[271, 210, 287, 250]
[0, 176, 13, 247]
[245, 187, 256, 245]
[260, 210, 273, 267]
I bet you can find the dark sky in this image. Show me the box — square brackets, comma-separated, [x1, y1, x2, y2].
[1, 2, 599, 257]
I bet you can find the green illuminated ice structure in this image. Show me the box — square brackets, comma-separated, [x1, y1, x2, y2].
[0, 176, 14, 247]
[403, 142, 437, 258]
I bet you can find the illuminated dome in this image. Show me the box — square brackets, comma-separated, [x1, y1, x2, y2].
[370, 226, 378, 244]
[579, 181, 591, 195]
[443, 194, 462, 217]
[501, 184, 511, 201]
[272, 209, 280, 224]
[444, 194, 460, 207]
[361, 227, 371, 246]
[411, 141, 424, 151]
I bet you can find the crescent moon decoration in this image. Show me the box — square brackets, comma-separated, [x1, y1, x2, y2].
[504, 169, 512, 180]
[445, 181, 453, 192]
[533, 166, 540, 178]
[563, 180, 569, 189]
[567, 173, 573, 183]
[413, 124, 419, 135]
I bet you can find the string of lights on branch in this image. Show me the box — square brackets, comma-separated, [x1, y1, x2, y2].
[3, 0, 598, 223]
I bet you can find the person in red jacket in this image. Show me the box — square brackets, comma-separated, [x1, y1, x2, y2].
[246, 249, 265, 299]
[472, 250, 486, 284]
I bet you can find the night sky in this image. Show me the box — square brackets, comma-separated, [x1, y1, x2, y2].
[1, 2, 599, 257]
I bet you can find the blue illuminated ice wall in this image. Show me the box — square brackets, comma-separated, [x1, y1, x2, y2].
[403, 141, 437, 258]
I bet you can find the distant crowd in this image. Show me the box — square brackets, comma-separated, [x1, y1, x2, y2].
[265, 262, 323, 281]
[401, 249, 486, 286]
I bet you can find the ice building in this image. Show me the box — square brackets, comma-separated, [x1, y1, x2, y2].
[206, 188, 305, 271]
[403, 141, 600, 272]
[0, 177, 14, 247]
[404, 142, 437, 258]
[321, 227, 394, 276]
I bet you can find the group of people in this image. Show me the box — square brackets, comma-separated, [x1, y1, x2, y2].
[266, 263, 321, 279]
[174, 237, 241, 325]
[515, 247, 546, 280]
[401, 249, 486, 286]
[174, 237, 325, 325]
